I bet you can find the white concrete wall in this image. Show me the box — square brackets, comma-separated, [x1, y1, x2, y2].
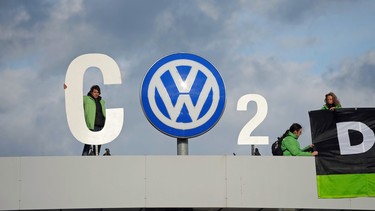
[0, 156, 374, 210]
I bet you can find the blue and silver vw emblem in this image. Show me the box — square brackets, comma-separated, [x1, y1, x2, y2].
[141, 53, 226, 138]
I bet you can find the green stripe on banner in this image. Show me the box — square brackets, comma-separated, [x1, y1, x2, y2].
[317, 173, 375, 198]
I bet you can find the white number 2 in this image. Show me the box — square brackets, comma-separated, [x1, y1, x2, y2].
[237, 94, 269, 145]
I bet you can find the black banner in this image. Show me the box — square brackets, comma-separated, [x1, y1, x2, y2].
[309, 108, 375, 175]
[309, 108, 375, 198]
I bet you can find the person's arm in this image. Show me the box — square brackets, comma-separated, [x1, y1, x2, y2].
[283, 138, 313, 156]
[301, 144, 313, 152]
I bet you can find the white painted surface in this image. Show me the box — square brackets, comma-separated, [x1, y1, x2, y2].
[0, 156, 374, 210]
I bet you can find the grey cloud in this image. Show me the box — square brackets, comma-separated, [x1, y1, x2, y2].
[328, 51, 375, 91]
[244, 0, 358, 26]
[80, 1, 240, 53]
[321, 51, 375, 108]
[0, 1, 54, 61]
[264, 0, 323, 24]
[0, 0, 53, 28]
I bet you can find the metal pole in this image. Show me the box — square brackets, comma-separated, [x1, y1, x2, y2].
[251, 144, 255, 155]
[177, 138, 188, 155]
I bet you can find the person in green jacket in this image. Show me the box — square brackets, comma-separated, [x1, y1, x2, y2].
[82, 85, 106, 156]
[321, 92, 341, 111]
[281, 123, 318, 156]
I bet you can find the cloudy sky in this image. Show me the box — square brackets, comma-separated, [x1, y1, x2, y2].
[1, 0, 375, 157]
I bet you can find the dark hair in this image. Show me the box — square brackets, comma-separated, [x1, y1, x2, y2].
[279, 123, 302, 140]
[88, 85, 101, 95]
[324, 92, 341, 107]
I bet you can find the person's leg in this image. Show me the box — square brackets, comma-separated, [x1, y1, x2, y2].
[93, 126, 103, 156]
[93, 145, 101, 155]
[89, 146, 94, 155]
[82, 144, 91, 156]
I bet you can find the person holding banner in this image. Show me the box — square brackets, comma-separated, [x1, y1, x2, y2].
[321, 92, 341, 111]
[81, 85, 106, 156]
[280, 123, 318, 156]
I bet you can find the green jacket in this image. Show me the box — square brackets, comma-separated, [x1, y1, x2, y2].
[281, 132, 312, 156]
[83, 95, 106, 130]
[321, 104, 341, 110]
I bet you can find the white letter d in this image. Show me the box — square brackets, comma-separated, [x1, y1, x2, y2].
[337, 121, 375, 155]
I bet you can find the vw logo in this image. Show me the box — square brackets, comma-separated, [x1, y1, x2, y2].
[141, 53, 226, 138]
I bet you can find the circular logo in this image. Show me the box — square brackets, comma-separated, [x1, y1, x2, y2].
[140, 53, 226, 138]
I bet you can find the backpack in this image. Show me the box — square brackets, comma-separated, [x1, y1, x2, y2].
[271, 137, 283, 156]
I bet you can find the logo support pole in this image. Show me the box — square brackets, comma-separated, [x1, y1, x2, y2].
[177, 138, 188, 155]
